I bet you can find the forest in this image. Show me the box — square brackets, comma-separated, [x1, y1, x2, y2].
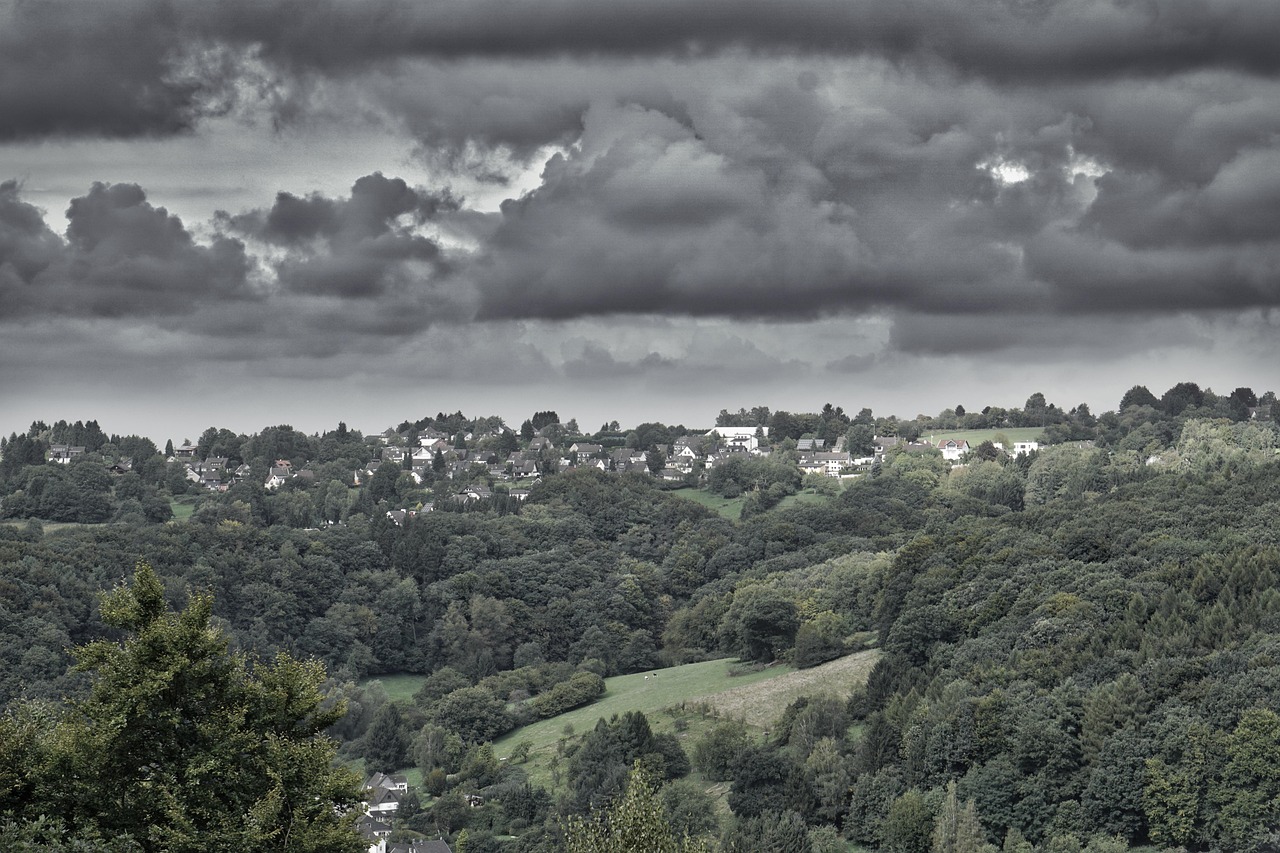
[1, 383, 1278, 852]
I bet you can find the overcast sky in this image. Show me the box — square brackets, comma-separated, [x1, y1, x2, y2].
[3, 0, 1278, 443]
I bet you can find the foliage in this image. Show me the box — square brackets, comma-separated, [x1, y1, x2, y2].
[530, 671, 606, 718]
[0, 562, 364, 853]
[719, 809, 812, 852]
[692, 718, 751, 781]
[563, 763, 713, 853]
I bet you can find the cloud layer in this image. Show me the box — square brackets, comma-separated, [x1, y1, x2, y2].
[3, 0, 1279, 426]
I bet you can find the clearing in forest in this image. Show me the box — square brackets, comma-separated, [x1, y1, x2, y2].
[494, 649, 880, 763]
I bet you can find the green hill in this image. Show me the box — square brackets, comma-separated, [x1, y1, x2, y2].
[492, 651, 879, 789]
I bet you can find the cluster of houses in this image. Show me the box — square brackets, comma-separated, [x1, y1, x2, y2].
[93, 424, 1046, 502]
[356, 773, 455, 853]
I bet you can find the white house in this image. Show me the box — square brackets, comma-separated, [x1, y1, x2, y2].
[47, 445, 86, 464]
[705, 426, 769, 454]
[799, 451, 851, 478]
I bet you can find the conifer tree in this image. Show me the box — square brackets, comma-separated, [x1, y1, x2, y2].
[0, 562, 364, 853]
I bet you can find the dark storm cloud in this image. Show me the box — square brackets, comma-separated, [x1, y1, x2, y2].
[0, 0, 237, 140]
[6, 0, 1280, 371]
[8, 0, 1280, 141]
[59, 183, 253, 317]
[223, 173, 458, 299]
[0, 181, 252, 318]
[0, 181, 62, 286]
[0, 176, 470, 355]
[206, 0, 1280, 81]
[230, 173, 456, 246]
[465, 94, 1063, 322]
[1026, 228, 1280, 312]
[1082, 151, 1280, 247]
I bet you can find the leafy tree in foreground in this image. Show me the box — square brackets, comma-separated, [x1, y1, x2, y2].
[720, 810, 812, 852]
[0, 562, 364, 853]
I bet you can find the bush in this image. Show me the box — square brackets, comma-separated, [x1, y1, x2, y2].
[530, 672, 606, 719]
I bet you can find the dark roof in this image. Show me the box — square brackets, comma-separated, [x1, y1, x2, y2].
[417, 842, 453, 853]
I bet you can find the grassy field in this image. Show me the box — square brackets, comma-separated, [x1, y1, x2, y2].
[169, 498, 197, 521]
[489, 650, 880, 789]
[700, 651, 881, 728]
[363, 673, 430, 704]
[922, 427, 1044, 447]
[669, 488, 746, 518]
[670, 486, 835, 520]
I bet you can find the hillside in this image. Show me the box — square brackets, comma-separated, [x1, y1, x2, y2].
[490, 651, 879, 784]
[2, 396, 1279, 851]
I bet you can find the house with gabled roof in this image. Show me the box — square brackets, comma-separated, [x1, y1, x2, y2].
[48, 444, 86, 464]
[798, 451, 851, 477]
[362, 771, 409, 821]
[357, 814, 393, 852]
[265, 466, 292, 490]
[364, 786, 401, 817]
[872, 436, 899, 454]
[366, 772, 409, 795]
[354, 461, 383, 485]
[511, 460, 540, 480]
[464, 484, 492, 501]
[671, 436, 702, 458]
[417, 428, 448, 446]
[902, 441, 936, 454]
[936, 439, 970, 462]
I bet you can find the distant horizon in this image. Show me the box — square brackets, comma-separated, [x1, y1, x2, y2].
[7, 375, 1271, 448]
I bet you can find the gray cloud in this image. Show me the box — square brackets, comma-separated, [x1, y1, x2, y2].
[562, 343, 677, 380]
[204, 0, 1280, 80]
[0, 176, 476, 359]
[0, 180, 252, 319]
[0, 0, 239, 140]
[0, 180, 63, 288]
[5, 0, 1280, 390]
[6, 0, 1280, 143]
[224, 172, 458, 299]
